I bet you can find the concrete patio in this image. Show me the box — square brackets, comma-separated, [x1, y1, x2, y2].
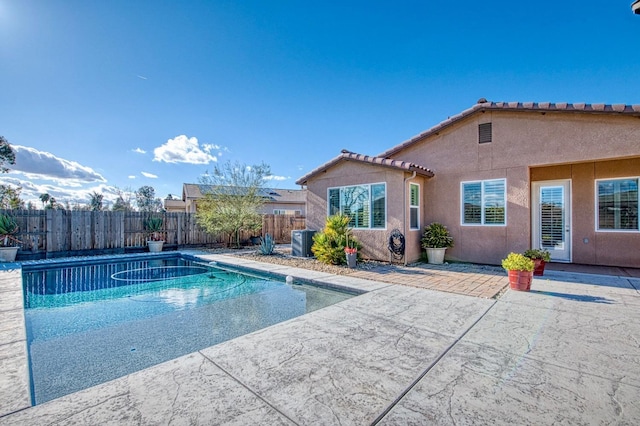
[1, 254, 639, 424]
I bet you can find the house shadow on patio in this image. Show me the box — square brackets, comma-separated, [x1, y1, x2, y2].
[530, 290, 617, 304]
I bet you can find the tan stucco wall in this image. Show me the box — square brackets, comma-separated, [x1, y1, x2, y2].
[531, 157, 640, 267]
[393, 112, 640, 266]
[303, 110, 639, 267]
[305, 160, 427, 263]
[388, 110, 640, 266]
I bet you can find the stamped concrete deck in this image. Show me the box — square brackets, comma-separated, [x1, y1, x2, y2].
[1, 253, 639, 424]
[349, 262, 509, 299]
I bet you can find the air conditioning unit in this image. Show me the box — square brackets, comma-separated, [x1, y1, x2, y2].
[291, 230, 316, 257]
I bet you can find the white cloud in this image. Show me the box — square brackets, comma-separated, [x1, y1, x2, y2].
[128, 175, 136, 179]
[141, 172, 158, 178]
[264, 175, 289, 181]
[153, 135, 220, 164]
[7, 180, 125, 208]
[10, 145, 106, 184]
[133, 148, 146, 154]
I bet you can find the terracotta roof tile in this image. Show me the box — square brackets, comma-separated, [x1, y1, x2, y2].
[295, 150, 433, 185]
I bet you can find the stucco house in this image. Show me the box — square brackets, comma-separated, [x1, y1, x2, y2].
[296, 100, 640, 268]
[164, 183, 307, 215]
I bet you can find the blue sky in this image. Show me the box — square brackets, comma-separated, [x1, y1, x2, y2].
[0, 1, 638, 207]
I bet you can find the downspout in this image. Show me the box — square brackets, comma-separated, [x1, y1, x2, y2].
[403, 171, 417, 266]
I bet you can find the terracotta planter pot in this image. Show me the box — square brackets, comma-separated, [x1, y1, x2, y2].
[533, 259, 546, 276]
[508, 270, 533, 291]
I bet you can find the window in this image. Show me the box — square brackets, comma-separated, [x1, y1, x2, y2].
[410, 183, 420, 230]
[596, 178, 639, 231]
[461, 179, 506, 225]
[327, 183, 386, 229]
[273, 209, 302, 215]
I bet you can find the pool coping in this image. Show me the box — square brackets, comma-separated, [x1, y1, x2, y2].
[0, 250, 388, 418]
[2, 252, 640, 424]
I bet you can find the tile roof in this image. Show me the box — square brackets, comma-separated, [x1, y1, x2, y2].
[295, 149, 434, 185]
[633, 0, 640, 14]
[182, 184, 305, 203]
[379, 100, 640, 158]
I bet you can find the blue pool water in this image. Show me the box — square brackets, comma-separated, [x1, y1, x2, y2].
[22, 254, 354, 404]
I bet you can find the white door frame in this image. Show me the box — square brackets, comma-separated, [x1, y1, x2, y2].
[531, 180, 572, 262]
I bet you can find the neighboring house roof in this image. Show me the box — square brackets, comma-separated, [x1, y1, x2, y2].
[164, 198, 186, 209]
[295, 149, 434, 186]
[182, 183, 305, 204]
[379, 99, 640, 158]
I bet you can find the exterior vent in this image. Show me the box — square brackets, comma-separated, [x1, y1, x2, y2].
[478, 123, 492, 144]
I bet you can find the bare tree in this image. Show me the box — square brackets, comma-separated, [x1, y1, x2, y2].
[196, 161, 271, 247]
[89, 191, 103, 211]
[112, 186, 135, 212]
[135, 185, 163, 212]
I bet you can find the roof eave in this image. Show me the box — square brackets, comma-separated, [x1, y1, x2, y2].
[379, 101, 640, 158]
[295, 151, 433, 185]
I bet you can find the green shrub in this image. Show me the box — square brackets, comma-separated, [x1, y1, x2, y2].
[311, 214, 361, 265]
[501, 252, 535, 272]
[421, 222, 453, 249]
[523, 248, 551, 262]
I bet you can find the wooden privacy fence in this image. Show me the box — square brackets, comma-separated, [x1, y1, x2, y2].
[1, 210, 305, 259]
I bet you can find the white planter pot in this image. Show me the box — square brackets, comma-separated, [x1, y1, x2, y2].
[147, 241, 164, 253]
[0, 247, 19, 262]
[426, 247, 447, 264]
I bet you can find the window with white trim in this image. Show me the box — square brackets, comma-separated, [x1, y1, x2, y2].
[409, 183, 420, 230]
[273, 209, 302, 215]
[461, 179, 506, 225]
[596, 178, 639, 231]
[328, 183, 386, 229]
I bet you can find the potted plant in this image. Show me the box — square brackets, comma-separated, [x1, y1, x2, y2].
[421, 222, 453, 264]
[144, 216, 164, 253]
[501, 252, 535, 291]
[0, 213, 20, 262]
[344, 245, 357, 268]
[524, 248, 551, 276]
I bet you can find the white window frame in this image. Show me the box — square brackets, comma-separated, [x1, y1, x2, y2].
[595, 177, 639, 233]
[409, 183, 420, 230]
[460, 178, 507, 226]
[327, 182, 387, 230]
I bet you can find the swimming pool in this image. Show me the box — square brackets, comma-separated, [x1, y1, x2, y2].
[22, 254, 355, 404]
